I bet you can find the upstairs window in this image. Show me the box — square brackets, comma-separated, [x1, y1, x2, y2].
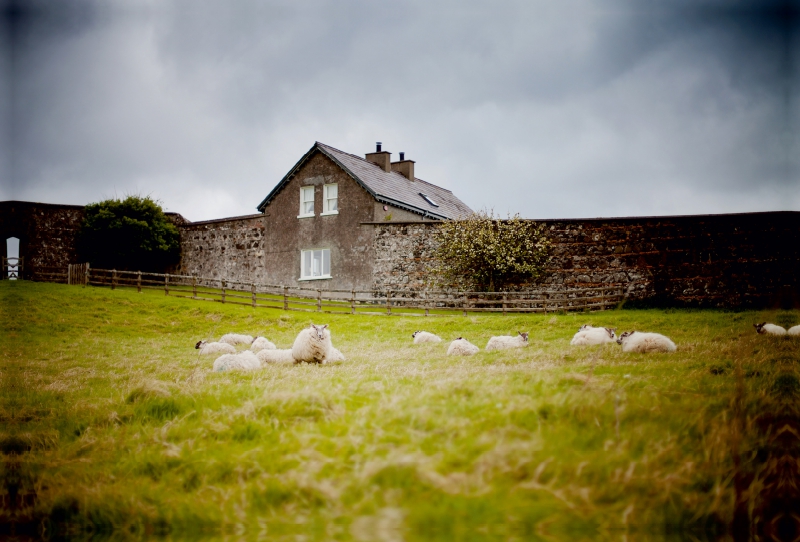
[322, 184, 338, 215]
[300, 249, 331, 280]
[299, 186, 315, 218]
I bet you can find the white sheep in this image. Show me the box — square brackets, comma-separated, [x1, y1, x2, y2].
[412, 331, 442, 344]
[213, 350, 261, 372]
[250, 336, 277, 352]
[447, 337, 479, 356]
[753, 322, 787, 336]
[616, 331, 676, 353]
[219, 333, 254, 345]
[291, 324, 333, 364]
[570, 326, 617, 346]
[257, 349, 295, 364]
[788, 325, 800, 336]
[486, 331, 529, 351]
[195, 340, 236, 355]
[325, 347, 346, 362]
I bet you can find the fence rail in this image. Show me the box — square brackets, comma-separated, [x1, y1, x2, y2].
[25, 265, 627, 316]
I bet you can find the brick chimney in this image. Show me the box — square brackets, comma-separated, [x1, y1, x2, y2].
[391, 151, 415, 181]
[365, 142, 391, 172]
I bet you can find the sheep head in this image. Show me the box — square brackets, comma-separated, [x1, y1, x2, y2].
[310, 324, 329, 340]
[518, 331, 529, 342]
[753, 322, 767, 334]
[195, 340, 206, 349]
[412, 331, 421, 338]
[605, 327, 617, 339]
[616, 331, 634, 344]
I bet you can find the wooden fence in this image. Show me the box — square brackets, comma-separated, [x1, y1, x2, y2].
[50, 267, 627, 316]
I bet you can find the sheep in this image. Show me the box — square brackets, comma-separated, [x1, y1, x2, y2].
[213, 350, 261, 372]
[753, 322, 787, 336]
[219, 333, 254, 345]
[257, 349, 295, 364]
[486, 332, 529, 351]
[616, 331, 676, 353]
[412, 331, 442, 344]
[291, 324, 333, 364]
[788, 325, 800, 337]
[447, 337, 479, 356]
[570, 326, 617, 346]
[325, 347, 346, 362]
[195, 340, 236, 355]
[250, 336, 277, 352]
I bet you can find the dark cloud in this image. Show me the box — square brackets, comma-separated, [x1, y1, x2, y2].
[2, 0, 798, 220]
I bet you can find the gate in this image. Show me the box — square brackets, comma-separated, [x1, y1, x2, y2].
[2, 256, 23, 280]
[68, 263, 90, 286]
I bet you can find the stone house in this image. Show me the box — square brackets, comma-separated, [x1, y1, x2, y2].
[176, 141, 473, 290]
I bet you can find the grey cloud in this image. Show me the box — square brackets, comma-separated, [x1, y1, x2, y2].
[2, 0, 798, 221]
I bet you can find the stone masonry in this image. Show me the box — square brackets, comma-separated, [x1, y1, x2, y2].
[370, 211, 800, 308]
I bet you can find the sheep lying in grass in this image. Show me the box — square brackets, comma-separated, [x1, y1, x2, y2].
[292, 324, 332, 364]
[326, 347, 346, 362]
[257, 349, 295, 364]
[413, 331, 442, 344]
[213, 350, 261, 372]
[219, 333, 254, 345]
[570, 325, 616, 346]
[788, 325, 800, 337]
[753, 323, 787, 336]
[195, 340, 236, 355]
[250, 337, 277, 352]
[616, 331, 676, 353]
[486, 332, 529, 351]
[447, 337, 479, 356]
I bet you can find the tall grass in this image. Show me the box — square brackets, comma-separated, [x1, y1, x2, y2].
[1, 280, 797, 540]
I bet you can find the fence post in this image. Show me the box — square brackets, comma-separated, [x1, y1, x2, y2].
[317, 289, 322, 312]
[67, 264, 72, 286]
[252, 283, 256, 307]
[136, 271, 141, 293]
[463, 293, 467, 316]
[386, 290, 391, 315]
[600, 287, 605, 311]
[85, 264, 90, 287]
[351, 289, 356, 315]
[283, 286, 288, 310]
[543, 292, 548, 314]
[424, 290, 429, 317]
[221, 280, 226, 304]
[503, 292, 507, 315]
[192, 275, 197, 298]
[165, 274, 169, 296]
[112, 269, 117, 290]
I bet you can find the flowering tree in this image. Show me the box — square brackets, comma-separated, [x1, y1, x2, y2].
[432, 211, 550, 291]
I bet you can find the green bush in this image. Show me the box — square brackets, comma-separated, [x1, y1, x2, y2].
[78, 195, 180, 272]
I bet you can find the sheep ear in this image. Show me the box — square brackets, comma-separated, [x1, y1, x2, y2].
[322, 324, 328, 330]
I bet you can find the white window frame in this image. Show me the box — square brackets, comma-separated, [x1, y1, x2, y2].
[321, 183, 339, 216]
[299, 248, 331, 281]
[298, 186, 315, 218]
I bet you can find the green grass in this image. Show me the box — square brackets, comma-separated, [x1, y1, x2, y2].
[1, 280, 798, 540]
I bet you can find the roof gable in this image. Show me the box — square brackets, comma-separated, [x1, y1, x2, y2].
[256, 142, 473, 220]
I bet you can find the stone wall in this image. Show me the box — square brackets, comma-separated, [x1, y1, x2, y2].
[369, 211, 800, 308]
[0, 201, 86, 275]
[173, 214, 267, 283]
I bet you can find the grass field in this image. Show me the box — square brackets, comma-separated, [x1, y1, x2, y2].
[2, 280, 798, 540]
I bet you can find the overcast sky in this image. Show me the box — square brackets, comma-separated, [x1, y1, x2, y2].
[1, 0, 798, 221]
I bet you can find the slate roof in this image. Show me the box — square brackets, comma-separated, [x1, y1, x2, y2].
[256, 142, 473, 220]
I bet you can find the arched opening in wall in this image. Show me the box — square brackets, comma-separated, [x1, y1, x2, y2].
[6, 237, 20, 279]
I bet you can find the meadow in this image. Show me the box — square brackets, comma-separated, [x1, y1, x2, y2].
[1, 280, 798, 541]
